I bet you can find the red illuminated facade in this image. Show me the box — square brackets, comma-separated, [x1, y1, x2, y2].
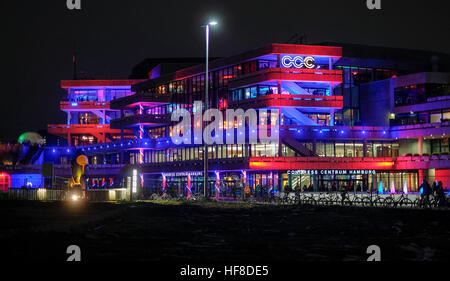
[2, 43, 449, 194]
[47, 80, 143, 146]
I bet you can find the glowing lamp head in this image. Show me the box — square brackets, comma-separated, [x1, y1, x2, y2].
[209, 21, 218, 26]
[72, 195, 79, 201]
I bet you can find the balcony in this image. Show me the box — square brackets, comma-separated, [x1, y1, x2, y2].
[391, 121, 450, 138]
[281, 125, 389, 140]
[393, 95, 450, 114]
[47, 124, 128, 137]
[60, 101, 110, 111]
[110, 114, 172, 129]
[249, 155, 450, 171]
[228, 67, 342, 89]
[110, 92, 172, 109]
[229, 94, 343, 109]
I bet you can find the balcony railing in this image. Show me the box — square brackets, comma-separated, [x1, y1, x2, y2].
[60, 101, 110, 110]
[229, 94, 343, 109]
[228, 67, 343, 89]
[110, 114, 172, 129]
[110, 92, 172, 109]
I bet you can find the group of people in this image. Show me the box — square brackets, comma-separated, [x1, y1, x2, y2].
[287, 182, 368, 193]
[420, 179, 447, 206]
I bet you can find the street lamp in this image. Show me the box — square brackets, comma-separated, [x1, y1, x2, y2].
[201, 20, 217, 198]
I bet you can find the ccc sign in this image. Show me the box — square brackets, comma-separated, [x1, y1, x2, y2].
[281, 55, 315, 69]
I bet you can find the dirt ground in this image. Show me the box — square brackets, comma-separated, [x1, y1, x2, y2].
[1, 200, 449, 262]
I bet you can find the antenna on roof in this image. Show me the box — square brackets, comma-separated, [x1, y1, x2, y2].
[286, 33, 308, 44]
[73, 41, 78, 80]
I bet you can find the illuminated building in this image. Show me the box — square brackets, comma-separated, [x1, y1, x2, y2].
[1, 43, 449, 195]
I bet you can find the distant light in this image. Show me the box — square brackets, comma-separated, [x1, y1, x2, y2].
[383, 131, 387, 134]
[362, 130, 366, 134]
[209, 21, 218, 26]
[71, 103, 78, 106]
[72, 195, 79, 201]
[319, 130, 323, 134]
[66, 149, 70, 153]
[52, 149, 56, 153]
[340, 130, 344, 134]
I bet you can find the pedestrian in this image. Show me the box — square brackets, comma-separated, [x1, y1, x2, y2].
[432, 181, 438, 195]
[437, 181, 446, 207]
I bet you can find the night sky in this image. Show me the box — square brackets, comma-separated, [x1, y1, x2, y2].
[2, 0, 449, 140]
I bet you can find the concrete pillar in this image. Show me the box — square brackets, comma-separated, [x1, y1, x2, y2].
[419, 169, 425, 187]
[418, 137, 423, 155]
[330, 109, 335, 126]
[363, 140, 367, 157]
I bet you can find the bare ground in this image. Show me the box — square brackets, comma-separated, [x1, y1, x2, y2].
[1, 200, 449, 261]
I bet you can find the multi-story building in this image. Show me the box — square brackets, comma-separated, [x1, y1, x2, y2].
[47, 79, 143, 146]
[1, 43, 449, 196]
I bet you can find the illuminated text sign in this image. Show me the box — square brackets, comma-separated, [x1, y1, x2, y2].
[280, 55, 315, 69]
[288, 170, 377, 175]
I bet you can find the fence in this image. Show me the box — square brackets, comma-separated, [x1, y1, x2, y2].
[8, 188, 66, 201]
[6, 188, 128, 202]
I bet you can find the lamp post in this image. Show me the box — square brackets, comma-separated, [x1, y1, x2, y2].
[201, 20, 217, 198]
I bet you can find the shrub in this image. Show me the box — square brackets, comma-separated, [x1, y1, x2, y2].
[0, 192, 9, 200]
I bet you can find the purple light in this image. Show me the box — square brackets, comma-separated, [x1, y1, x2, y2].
[340, 130, 344, 134]
[52, 149, 56, 153]
[362, 130, 366, 134]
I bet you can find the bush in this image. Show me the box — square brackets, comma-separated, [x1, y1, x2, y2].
[0, 192, 9, 200]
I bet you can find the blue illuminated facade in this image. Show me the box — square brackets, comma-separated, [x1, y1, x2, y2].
[1, 43, 449, 195]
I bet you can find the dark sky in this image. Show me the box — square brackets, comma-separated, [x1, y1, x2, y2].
[2, 0, 449, 140]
